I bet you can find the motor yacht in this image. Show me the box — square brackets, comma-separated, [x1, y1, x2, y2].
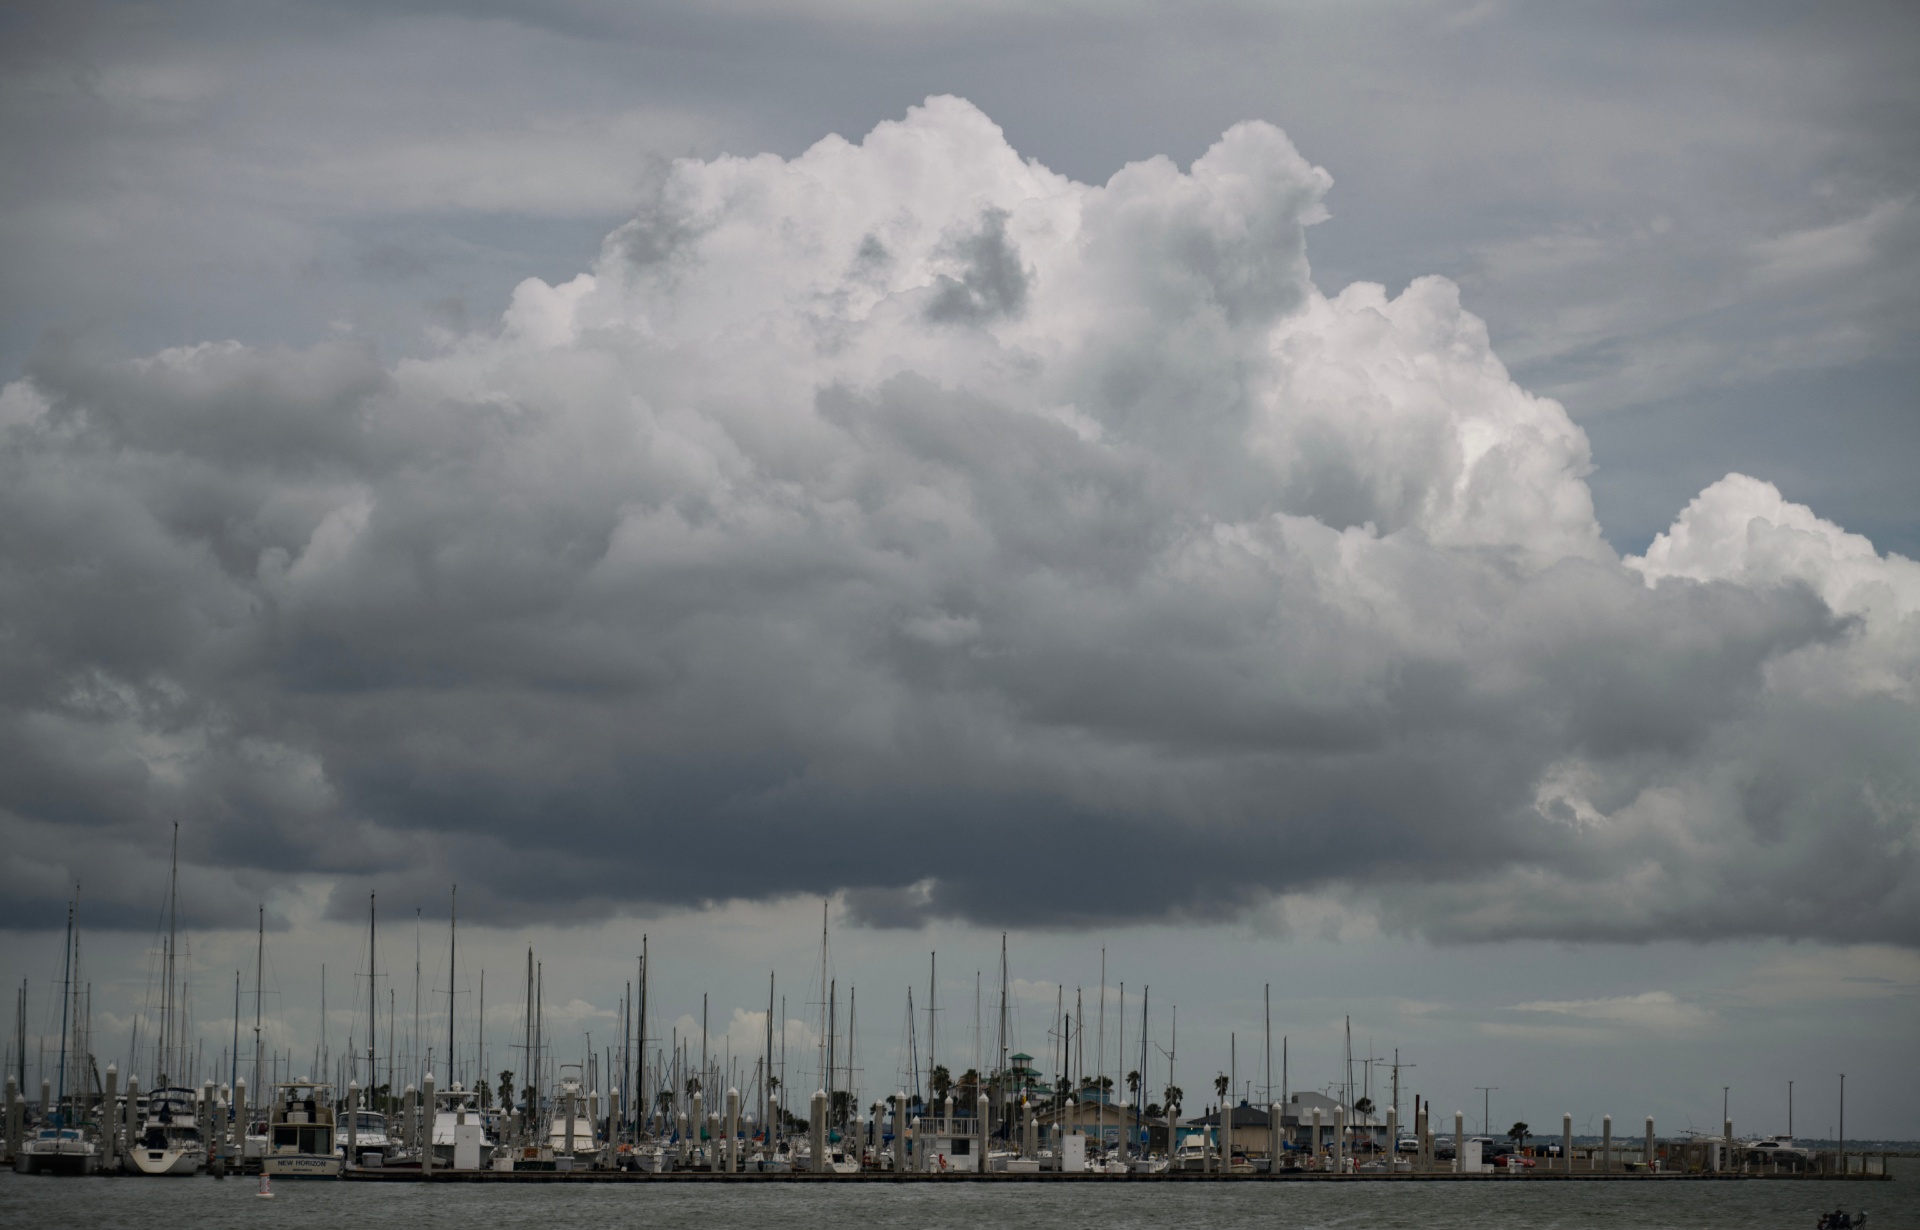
[128, 1087, 206, 1176]
[263, 1081, 342, 1178]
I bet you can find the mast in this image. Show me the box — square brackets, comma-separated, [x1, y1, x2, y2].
[231, 969, 240, 1099]
[523, 947, 533, 1120]
[927, 951, 936, 1101]
[252, 905, 263, 1101]
[818, 902, 828, 1096]
[1137, 986, 1149, 1123]
[765, 970, 774, 1141]
[368, 893, 377, 1100]
[637, 938, 647, 1136]
[1264, 984, 1271, 1107]
[447, 885, 456, 1091]
[163, 823, 178, 1085]
[1097, 949, 1105, 1156]
[905, 987, 918, 1109]
[998, 935, 1009, 1137]
[55, 890, 73, 1124]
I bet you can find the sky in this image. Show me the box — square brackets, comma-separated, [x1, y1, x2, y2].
[1, 0, 1916, 1139]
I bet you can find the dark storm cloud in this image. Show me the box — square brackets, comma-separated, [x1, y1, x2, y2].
[1, 99, 1913, 946]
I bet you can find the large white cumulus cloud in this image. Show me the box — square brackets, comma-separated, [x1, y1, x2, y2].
[1, 98, 1913, 942]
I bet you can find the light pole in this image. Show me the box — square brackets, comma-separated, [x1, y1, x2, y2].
[1475, 1087, 1498, 1138]
[1787, 1080, 1793, 1140]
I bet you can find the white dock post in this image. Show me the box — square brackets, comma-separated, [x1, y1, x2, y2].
[1332, 1104, 1344, 1173]
[1453, 1111, 1463, 1174]
[347, 1081, 360, 1169]
[1272, 1103, 1284, 1172]
[977, 1091, 989, 1169]
[1723, 1118, 1733, 1173]
[422, 1073, 435, 1175]
[101, 1065, 118, 1171]
[4, 1076, 18, 1165]
[1602, 1114, 1611, 1172]
[893, 1093, 907, 1171]
[810, 1090, 829, 1173]
[1311, 1106, 1323, 1170]
[726, 1087, 740, 1173]
[1645, 1116, 1655, 1171]
[124, 1076, 140, 1170]
[235, 1079, 247, 1167]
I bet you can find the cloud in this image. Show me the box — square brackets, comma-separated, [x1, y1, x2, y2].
[1485, 990, 1711, 1040]
[0, 97, 1913, 947]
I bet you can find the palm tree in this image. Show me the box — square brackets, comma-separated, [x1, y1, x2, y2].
[1508, 1121, 1530, 1150]
[1214, 1073, 1229, 1104]
[1126, 1070, 1141, 1100]
[1164, 1085, 1183, 1120]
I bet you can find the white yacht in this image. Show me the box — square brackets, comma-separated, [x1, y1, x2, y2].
[15, 1125, 100, 1175]
[541, 1070, 599, 1165]
[432, 1084, 496, 1168]
[128, 1087, 206, 1176]
[335, 1107, 396, 1167]
[1173, 1132, 1215, 1172]
[263, 1081, 342, 1178]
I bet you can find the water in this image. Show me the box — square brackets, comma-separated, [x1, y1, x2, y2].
[2, 1164, 1914, 1229]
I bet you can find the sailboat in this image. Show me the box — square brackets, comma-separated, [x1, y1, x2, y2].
[129, 831, 206, 1177]
[15, 891, 100, 1175]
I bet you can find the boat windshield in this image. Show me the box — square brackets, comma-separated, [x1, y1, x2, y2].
[37, 1129, 82, 1141]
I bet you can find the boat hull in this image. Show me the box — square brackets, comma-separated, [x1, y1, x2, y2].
[128, 1147, 204, 1176]
[263, 1153, 343, 1178]
[16, 1149, 100, 1176]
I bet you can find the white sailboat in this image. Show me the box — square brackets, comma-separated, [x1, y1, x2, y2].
[130, 832, 205, 1176]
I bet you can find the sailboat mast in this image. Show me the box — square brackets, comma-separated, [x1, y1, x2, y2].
[163, 823, 178, 1084]
[998, 935, 1009, 1135]
[447, 885, 456, 1089]
[368, 893, 377, 1098]
[252, 905, 263, 1101]
[55, 892, 73, 1123]
[523, 947, 533, 1119]
[637, 938, 647, 1135]
[764, 970, 774, 1142]
[818, 902, 828, 1096]
[1138, 986, 1149, 1122]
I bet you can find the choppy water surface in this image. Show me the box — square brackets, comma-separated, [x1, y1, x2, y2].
[3, 1163, 1914, 1230]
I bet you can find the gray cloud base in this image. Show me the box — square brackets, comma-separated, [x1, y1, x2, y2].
[1, 99, 1913, 944]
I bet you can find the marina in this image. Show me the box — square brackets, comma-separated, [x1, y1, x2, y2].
[1, 873, 1899, 1194]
